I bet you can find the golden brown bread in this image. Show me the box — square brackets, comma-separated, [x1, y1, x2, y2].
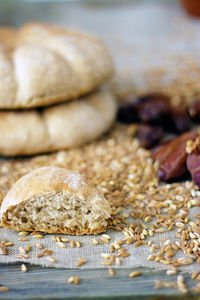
[0, 22, 113, 109]
[0, 89, 117, 156]
[0, 167, 111, 234]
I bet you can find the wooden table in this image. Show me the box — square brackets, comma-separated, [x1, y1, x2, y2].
[0, 263, 199, 299]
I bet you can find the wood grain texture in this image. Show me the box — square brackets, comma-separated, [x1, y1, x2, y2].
[0, 264, 200, 300]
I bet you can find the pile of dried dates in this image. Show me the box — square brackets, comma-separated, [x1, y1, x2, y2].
[117, 93, 200, 187]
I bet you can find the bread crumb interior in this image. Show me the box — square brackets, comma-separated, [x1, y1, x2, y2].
[5, 192, 108, 233]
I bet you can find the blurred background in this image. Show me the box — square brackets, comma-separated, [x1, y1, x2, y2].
[1, 0, 200, 104]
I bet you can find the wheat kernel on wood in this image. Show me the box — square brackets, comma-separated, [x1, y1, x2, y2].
[108, 268, 115, 275]
[21, 264, 27, 272]
[0, 286, 9, 292]
[129, 271, 142, 278]
[68, 276, 75, 284]
[166, 269, 177, 276]
[191, 271, 199, 279]
[74, 277, 80, 285]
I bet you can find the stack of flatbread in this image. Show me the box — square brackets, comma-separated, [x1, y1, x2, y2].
[0, 22, 116, 156]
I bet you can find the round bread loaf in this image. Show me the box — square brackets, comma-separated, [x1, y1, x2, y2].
[0, 167, 111, 234]
[0, 89, 117, 156]
[0, 22, 113, 109]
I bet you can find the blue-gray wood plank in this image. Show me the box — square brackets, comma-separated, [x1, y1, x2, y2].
[0, 264, 199, 299]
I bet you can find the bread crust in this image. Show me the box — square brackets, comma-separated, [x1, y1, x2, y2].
[1, 167, 111, 234]
[0, 22, 113, 109]
[0, 89, 117, 156]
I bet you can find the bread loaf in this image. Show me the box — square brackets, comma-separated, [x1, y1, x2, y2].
[0, 90, 117, 156]
[0, 22, 113, 108]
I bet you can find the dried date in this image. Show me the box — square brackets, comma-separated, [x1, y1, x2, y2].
[186, 153, 200, 188]
[117, 103, 139, 124]
[152, 131, 198, 182]
[187, 100, 200, 122]
[137, 125, 163, 149]
[167, 107, 191, 133]
[136, 93, 170, 124]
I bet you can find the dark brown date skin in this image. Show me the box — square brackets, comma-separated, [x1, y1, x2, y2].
[186, 153, 200, 188]
[117, 103, 139, 124]
[165, 107, 191, 133]
[137, 125, 163, 149]
[187, 100, 200, 122]
[152, 131, 198, 182]
[151, 138, 173, 161]
[136, 93, 170, 124]
[117, 93, 170, 125]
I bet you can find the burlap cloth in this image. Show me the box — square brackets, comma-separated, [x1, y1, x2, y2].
[0, 209, 199, 272]
[0, 1, 200, 272]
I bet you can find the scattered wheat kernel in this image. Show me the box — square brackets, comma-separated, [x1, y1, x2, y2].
[76, 241, 81, 248]
[149, 230, 154, 236]
[166, 270, 177, 276]
[92, 238, 99, 245]
[102, 234, 111, 240]
[196, 275, 200, 281]
[144, 216, 152, 223]
[126, 237, 134, 244]
[76, 258, 87, 267]
[21, 264, 27, 272]
[35, 243, 43, 249]
[57, 242, 66, 248]
[0, 286, 9, 292]
[147, 255, 155, 261]
[109, 268, 115, 275]
[47, 256, 56, 263]
[25, 245, 31, 252]
[19, 247, 26, 254]
[129, 271, 142, 278]
[177, 275, 188, 294]
[99, 237, 109, 244]
[19, 237, 29, 242]
[120, 252, 130, 258]
[68, 276, 75, 284]
[116, 258, 121, 265]
[113, 243, 120, 250]
[191, 271, 199, 280]
[74, 277, 80, 285]
[18, 231, 29, 236]
[101, 253, 111, 259]
[16, 254, 29, 259]
[70, 241, 75, 248]
[134, 240, 142, 247]
[61, 237, 69, 243]
[33, 234, 44, 239]
[5, 242, 14, 247]
[56, 236, 61, 242]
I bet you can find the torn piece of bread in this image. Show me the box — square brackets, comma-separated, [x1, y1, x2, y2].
[0, 167, 111, 234]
